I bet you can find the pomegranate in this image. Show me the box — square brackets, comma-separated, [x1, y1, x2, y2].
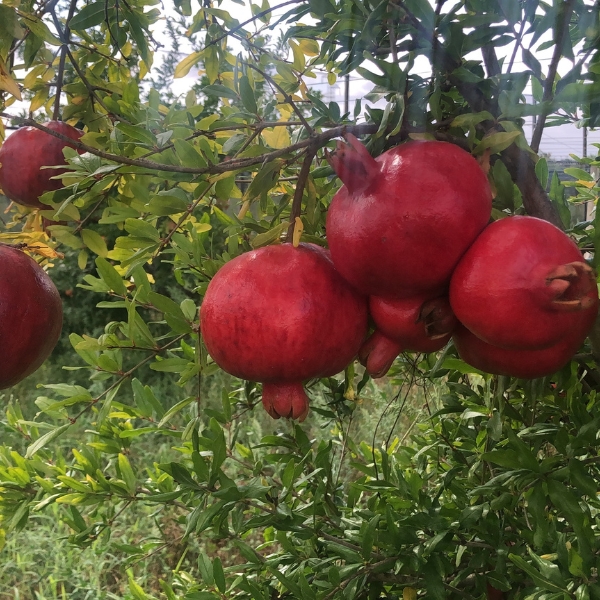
[359, 295, 457, 377]
[0, 245, 63, 388]
[0, 121, 83, 208]
[200, 243, 368, 420]
[326, 135, 492, 298]
[453, 325, 582, 379]
[450, 216, 598, 350]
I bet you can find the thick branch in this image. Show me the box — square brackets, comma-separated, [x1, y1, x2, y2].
[501, 144, 563, 229]
[530, 0, 577, 152]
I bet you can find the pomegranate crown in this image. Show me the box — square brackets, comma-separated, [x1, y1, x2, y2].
[327, 133, 379, 193]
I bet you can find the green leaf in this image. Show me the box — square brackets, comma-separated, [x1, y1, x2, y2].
[475, 131, 522, 154]
[202, 84, 239, 99]
[68, 2, 108, 30]
[213, 557, 226, 593]
[82, 229, 109, 258]
[158, 396, 195, 427]
[239, 75, 258, 114]
[508, 554, 567, 593]
[118, 453, 136, 494]
[95, 258, 127, 295]
[26, 424, 71, 458]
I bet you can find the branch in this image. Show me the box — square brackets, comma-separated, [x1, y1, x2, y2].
[286, 144, 317, 242]
[530, 0, 577, 152]
[0, 113, 378, 176]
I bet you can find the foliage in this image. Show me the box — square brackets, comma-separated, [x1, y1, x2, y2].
[1, 0, 600, 598]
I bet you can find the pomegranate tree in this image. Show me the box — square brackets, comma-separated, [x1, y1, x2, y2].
[200, 243, 368, 420]
[326, 135, 492, 298]
[0, 246, 63, 388]
[0, 121, 83, 208]
[450, 216, 598, 351]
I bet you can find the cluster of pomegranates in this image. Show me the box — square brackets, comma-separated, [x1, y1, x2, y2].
[201, 135, 599, 421]
[0, 121, 80, 388]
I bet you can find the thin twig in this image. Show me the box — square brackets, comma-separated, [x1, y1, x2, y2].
[286, 145, 316, 241]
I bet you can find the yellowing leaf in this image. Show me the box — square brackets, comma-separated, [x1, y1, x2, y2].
[29, 88, 48, 112]
[174, 50, 203, 79]
[297, 38, 320, 56]
[204, 46, 219, 84]
[403, 588, 417, 600]
[292, 217, 303, 247]
[27, 243, 64, 259]
[0, 57, 21, 100]
[327, 72, 337, 85]
[81, 229, 109, 257]
[289, 39, 305, 71]
[261, 126, 291, 149]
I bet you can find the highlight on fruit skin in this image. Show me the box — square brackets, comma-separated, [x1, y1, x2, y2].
[199, 243, 368, 421]
[0, 121, 83, 209]
[359, 295, 457, 378]
[326, 134, 492, 299]
[450, 215, 599, 352]
[0, 245, 63, 388]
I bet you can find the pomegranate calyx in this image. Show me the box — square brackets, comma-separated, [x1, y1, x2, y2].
[262, 381, 309, 421]
[327, 133, 379, 193]
[546, 261, 597, 312]
[417, 297, 457, 339]
[358, 330, 403, 378]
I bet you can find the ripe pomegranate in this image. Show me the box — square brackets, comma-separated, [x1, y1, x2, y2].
[359, 295, 457, 377]
[326, 135, 492, 298]
[0, 245, 63, 388]
[450, 216, 598, 350]
[200, 243, 368, 421]
[0, 121, 83, 208]
[453, 325, 582, 379]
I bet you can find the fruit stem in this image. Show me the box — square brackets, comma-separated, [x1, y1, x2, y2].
[327, 133, 379, 193]
[286, 145, 317, 243]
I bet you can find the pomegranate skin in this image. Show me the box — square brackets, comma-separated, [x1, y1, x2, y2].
[0, 246, 63, 388]
[450, 216, 599, 351]
[0, 121, 83, 208]
[200, 243, 368, 420]
[359, 295, 457, 377]
[326, 137, 492, 298]
[453, 325, 581, 379]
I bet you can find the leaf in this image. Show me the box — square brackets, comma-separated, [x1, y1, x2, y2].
[158, 396, 195, 427]
[69, 2, 108, 30]
[508, 554, 567, 593]
[202, 84, 238, 99]
[239, 75, 258, 114]
[26, 424, 71, 458]
[0, 57, 21, 100]
[95, 257, 127, 295]
[118, 453, 137, 494]
[475, 131, 522, 154]
[82, 229, 109, 258]
[261, 127, 291, 149]
[20, 13, 62, 45]
[174, 50, 204, 78]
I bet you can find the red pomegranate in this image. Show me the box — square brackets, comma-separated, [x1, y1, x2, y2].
[326, 135, 492, 298]
[453, 325, 581, 379]
[200, 243, 368, 421]
[0, 245, 63, 388]
[450, 216, 598, 351]
[359, 295, 457, 377]
[0, 121, 83, 208]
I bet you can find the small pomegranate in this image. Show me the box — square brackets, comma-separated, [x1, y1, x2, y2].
[0, 245, 63, 388]
[0, 121, 83, 208]
[450, 216, 598, 351]
[453, 325, 582, 379]
[200, 243, 368, 420]
[326, 135, 492, 298]
[359, 295, 457, 377]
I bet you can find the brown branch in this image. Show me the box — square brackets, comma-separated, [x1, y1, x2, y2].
[286, 144, 317, 242]
[501, 144, 563, 229]
[53, 46, 67, 120]
[0, 113, 378, 175]
[531, 0, 577, 152]
[507, 19, 527, 74]
[242, 61, 314, 134]
[65, 47, 132, 124]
